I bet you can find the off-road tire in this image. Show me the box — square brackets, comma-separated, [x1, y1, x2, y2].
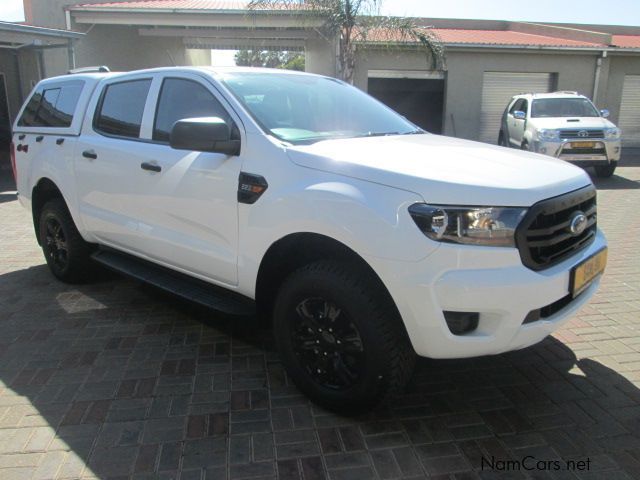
[272, 260, 416, 413]
[594, 162, 617, 178]
[39, 199, 94, 283]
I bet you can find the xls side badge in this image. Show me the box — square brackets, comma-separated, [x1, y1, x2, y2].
[238, 172, 268, 204]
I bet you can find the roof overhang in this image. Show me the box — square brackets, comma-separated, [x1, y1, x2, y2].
[0, 21, 84, 50]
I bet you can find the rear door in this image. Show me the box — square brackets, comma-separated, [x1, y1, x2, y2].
[74, 73, 158, 257]
[127, 73, 243, 285]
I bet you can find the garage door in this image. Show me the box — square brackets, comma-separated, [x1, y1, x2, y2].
[618, 75, 640, 147]
[479, 72, 555, 143]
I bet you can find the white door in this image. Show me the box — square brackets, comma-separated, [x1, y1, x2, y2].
[479, 72, 554, 143]
[128, 74, 242, 286]
[618, 75, 640, 147]
[75, 75, 160, 257]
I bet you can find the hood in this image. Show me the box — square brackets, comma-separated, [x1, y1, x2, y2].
[286, 134, 592, 207]
[529, 116, 616, 130]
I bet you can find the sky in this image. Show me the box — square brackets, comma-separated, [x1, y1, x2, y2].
[1, 0, 639, 25]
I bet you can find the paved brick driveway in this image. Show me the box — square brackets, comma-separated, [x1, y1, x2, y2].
[0, 155, 639, 480]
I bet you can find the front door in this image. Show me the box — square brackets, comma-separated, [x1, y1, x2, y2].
[128, 74, 242, 286]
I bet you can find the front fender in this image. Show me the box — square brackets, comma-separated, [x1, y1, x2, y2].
[236, 168, 439, 298]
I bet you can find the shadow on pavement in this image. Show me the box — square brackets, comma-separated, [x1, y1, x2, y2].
[1, 262, 639, 479]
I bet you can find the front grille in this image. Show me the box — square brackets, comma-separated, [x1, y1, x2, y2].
[560, 148, 606, 155]
[516, 185, 597, 271]
[559, 129, 604, 139]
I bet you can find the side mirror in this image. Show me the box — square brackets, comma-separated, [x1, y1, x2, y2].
[513, 110, 526, 120]
[600, 109, 610, 118]
[170, 117, 240, 156]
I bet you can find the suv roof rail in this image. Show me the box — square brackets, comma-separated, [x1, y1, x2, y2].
[68, 66, 110, 74]
[551, 90, 579, 95]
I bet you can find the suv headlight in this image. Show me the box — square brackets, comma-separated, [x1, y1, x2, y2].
[408, 204, 528, 247]
[605, 127, 621, 140]
[538, 129, 560, 141]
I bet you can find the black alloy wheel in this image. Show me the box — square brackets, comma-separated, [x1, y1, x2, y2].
[290, 297, 364, 391]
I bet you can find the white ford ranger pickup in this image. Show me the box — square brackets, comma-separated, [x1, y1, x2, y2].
[11, 67, 607, 412]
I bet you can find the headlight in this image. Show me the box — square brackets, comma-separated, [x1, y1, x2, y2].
[605, 127, 621, 140]
[538, 129, 560, 141]
[408, 204, 528, 247]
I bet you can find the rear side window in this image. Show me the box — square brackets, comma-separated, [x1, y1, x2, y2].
[153, 78, 230, 142]
[18, 81, 84, 128]
[95, 79, 152, 138]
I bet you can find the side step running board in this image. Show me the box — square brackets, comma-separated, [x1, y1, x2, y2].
[91, 249, 255, 316]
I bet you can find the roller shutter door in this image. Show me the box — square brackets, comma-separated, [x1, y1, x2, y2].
[618, 75, 640, 147]
[479, 72, 554, 143]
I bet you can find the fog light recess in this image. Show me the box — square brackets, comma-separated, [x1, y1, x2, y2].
[443, 311, 479, 335]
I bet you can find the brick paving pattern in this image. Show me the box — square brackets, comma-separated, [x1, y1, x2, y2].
[0, 153, 639, 479]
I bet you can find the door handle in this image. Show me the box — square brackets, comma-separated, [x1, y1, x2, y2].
[56, 138, 65, 145]
[141, 162, 161, 173]
[82, 150, 97, 160]
[36, 135, 44, 142]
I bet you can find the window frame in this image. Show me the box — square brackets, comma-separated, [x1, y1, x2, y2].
[16, 79, 86, 132]
[93, 77, 154, 141]
[151, 76, 234, 144]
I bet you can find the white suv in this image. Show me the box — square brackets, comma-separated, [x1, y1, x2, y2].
[499, 92, 622, 178]
[12, 67, 607, 412]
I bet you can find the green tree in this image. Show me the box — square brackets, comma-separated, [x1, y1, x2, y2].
[248, 0, 443, 84]
[235, 50, 305, 70]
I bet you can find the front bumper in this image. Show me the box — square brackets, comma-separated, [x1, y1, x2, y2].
[532, 139, 621, 165]
[367, 229, 606, 359]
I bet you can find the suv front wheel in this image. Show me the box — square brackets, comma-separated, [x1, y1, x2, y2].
[273, 260, 416, 413]
[594, 162, 617, 178]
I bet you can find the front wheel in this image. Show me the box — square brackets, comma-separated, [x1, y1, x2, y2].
[595, 162, 617, 178]
[272, 260, 416, 413]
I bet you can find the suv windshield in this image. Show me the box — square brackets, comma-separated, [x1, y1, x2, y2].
[220, 72, 421, 144]
[531, 98, 599, 118]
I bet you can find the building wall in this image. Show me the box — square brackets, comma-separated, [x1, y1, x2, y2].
[0, 49, 42, 121]
[602, 54, 640, 125]
[443, 50, 601, 140]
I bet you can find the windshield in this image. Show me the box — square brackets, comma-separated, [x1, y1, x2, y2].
[531, 98, 600, 118]
[220, 72, 422, 144]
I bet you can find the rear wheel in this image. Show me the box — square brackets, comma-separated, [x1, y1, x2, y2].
[498, 131, 508, 147]
[273, 260, 415, 413]
[39, 199, 94, 283]
[521, 141, 530, 151]
[595, 162, 617, 178]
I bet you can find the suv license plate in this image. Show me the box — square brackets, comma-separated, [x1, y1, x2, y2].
[571, 248, 607, 297]
[571, 141, 595, 148]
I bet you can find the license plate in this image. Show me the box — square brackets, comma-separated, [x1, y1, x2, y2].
[571, 141, 595, 149]
[571, 248, 607, 297]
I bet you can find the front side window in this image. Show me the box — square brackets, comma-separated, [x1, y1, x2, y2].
[95, 79, 152, 138]
[531, 98, 599, 118]
[18, 81, 84, 128]
[153, 78, 231, 142]
[220, 72, 420, 144]
[509, 99, 525, 115]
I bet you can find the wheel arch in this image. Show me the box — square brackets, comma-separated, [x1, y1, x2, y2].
[255, 232, 404, 331]
[31, 178, 67, 245]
